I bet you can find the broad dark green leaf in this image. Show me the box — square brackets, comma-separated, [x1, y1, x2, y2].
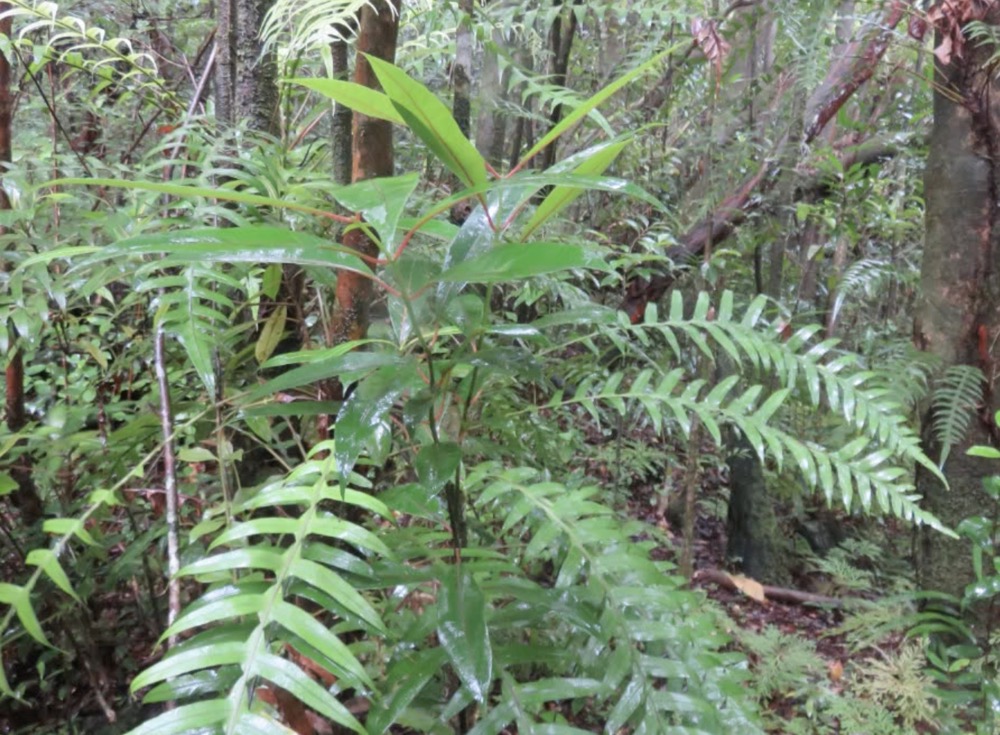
[437, 569, 492, 703]
[439, 243, 612, 283]
[250, 350, 404, 400]
[415, 442, 461, 494]
[366, 55, 488, 189]
[334, 362, 421, 484]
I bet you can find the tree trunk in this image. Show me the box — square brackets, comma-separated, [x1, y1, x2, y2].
[915, 8, 1000, 603]
[726, 431, 790, 585]
[331, 0, 400, 346]
[215, 0, 277, 134]
[215, 0, 236, 125]
[539, 0, 579, 171]
[234, 0, 278, 135]
[0, 4, 42, 523]
[475, 27, 510, 170]
[452, 0, 473, 141]
[331, 37, 352, 186]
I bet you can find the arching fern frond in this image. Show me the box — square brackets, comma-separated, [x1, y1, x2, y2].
[261, 0, 374, 57]
[553, 291, 947, 531]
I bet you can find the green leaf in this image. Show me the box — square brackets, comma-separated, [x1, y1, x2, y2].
[415, 442, 462, 494]
[253, 652, 366, 734]
[518, 40, 686, 167]
[289, 77, 405, 123]
[25, 549, 80, 602]
[130, 642, 246, 693]
[0, 585, 51, 647]
[255, 304, 287, 365]
[123, 699, 230, 735]
[96, 226, 371, 276]
[271, 600, 373, 688]
[520, 140, 629, 240]
[334, 362, 420, 483]
[0, 472, 17, 496]
[289, 558, 386, 633]
[333, 174, 419, 254]
[366, 55, 488, 189]
[439, 243, 612, 283]
[250, 349, 403, 401]
[46, 178, 341, 221]
[437, 568, 492, 703]
[366, 649, 449, 735]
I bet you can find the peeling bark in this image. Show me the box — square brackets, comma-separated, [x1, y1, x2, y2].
[331, 0, 400, 346]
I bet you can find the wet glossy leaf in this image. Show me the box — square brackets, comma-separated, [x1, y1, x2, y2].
[333, 173, 419, 253]
[437, 569, 492, 702]
[415, 442, 461, 493]
[439, 243, 611, 283]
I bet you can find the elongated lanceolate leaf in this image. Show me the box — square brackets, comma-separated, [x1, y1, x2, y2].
[437, 569, 492, 703]
[439, 243, 613, 283]
[96, 226, 372, 276]
[518, 39, 687, 167]
[366, 55, 488, 189]
[289, 77, 404, 123]
[521, 140, 629, 240]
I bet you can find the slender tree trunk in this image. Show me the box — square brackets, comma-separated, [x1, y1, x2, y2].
[0, 5, 42, 522]
[215, 0, 236, 125]
[331, 37, 352, 186]
[539, 0, 580, 171]
[332, 0, 400, 346]
[452, 0, 473, 140]
[234, 0, 278, 135]
[916, 7, 1000, 603]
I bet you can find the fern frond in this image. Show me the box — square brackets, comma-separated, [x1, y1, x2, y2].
[557, 291, 947, 530]
[261, 0, 374, 56]
[138, 263, 242, 396]
[830, 258, 893, 328]
[464, 466, 763, 734]
[931, 364, 984, 467]
[127, 441, 389, 735]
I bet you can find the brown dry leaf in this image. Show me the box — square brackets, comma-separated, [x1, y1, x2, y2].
[729, 573, 766, 603]
[934, 33, 954, 65]
[828, 660, 844, 682]
[691, 18, 730, 83]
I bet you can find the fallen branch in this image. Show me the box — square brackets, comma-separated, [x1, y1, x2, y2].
[695, 568, 846, 608]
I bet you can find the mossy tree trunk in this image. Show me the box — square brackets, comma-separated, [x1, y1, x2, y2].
[915, 8, 1000, 602]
